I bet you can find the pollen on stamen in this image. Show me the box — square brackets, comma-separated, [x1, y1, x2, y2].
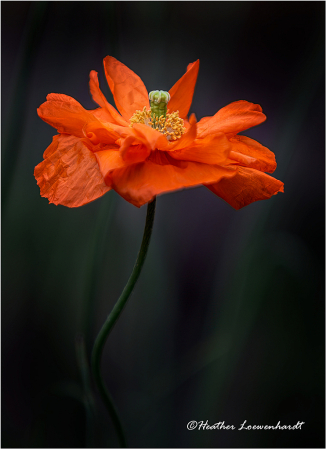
[129, 106, 152, 127]
[129, 107, 185, 141]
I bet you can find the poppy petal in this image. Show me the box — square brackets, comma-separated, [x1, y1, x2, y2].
[89, 70, 129, 126]
[83, 121, 121, 145]
[103, 56, 149, 121]
[37, 93, 96, 137]
[131, 124, 168, 150]
[170, 132, 231, 165]
[95, 148, 130, 179]
[119, 138, 150, 164]
[206, 166, 284, 210]
[91, 107, 118, 123]
[168, 60, 200, 119]
[197, 101, 266, 137]
[228, 135, 277, 173]
[96, 142, 150, 184]
[148, 150, 189, 169]
[110, 160, 235, 207]
[34, 134, 110, 207]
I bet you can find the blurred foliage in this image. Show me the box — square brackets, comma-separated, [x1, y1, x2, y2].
[2, 2, 324, 448]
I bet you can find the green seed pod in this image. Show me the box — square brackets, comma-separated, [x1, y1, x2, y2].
[149, 90, 170, 120]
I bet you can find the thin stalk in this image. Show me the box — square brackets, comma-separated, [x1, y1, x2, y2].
[91, 198, 157, 448]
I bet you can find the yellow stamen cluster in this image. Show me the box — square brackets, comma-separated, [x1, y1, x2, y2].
[130, 107, 185, 141]
[129, 107, 152, 127]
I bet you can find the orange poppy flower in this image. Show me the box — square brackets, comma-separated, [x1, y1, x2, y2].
[34, 56, 283, 209]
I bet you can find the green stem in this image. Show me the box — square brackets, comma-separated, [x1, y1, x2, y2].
[91, 197, 157, 447]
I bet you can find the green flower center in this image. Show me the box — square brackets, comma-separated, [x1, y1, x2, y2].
[148, 90, 170, 119]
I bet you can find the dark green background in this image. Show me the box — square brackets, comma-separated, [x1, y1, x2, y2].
[2, 2, 324, 447]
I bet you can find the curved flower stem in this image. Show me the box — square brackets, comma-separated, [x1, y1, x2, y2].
[91, 197, 157, 448]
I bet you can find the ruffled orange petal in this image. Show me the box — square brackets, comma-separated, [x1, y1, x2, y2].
[168, 60, 199, 119]
[131, 124, 167, 150]
[95, 148, 130, 180]
[110, 160, 235, 207]
[89, 70, 129, 126]
[91, 107, 118, 123]
[227, 135, 277, 173]
[206, 166, 284, 210]
[119, 136, 137, 158]
[37, 94, 97, 137]
[83, 121, 121, 146]
[197, 100, 266, 137]
[103, 56, 149, 121]
[34, 134, 111, 207]
[148, 150, 188, 169]
[96, 142, 150, 184]
[119, 138, 150, 163]
[169, 132, 231, 165]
